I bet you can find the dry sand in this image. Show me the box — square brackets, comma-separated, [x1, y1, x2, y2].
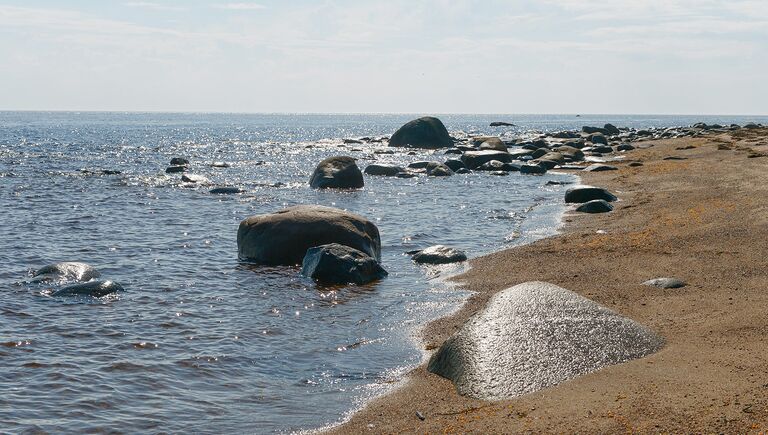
[329, 128, 768, 434]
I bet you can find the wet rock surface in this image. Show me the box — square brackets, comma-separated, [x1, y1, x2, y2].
[309, 156, 364, 189]
[565, 186, 618, 203]
[32, 262, 101, 283]
[50, 280, 124, 297]
[411, 245, 467, 264]
[576, 199, 614, 213]
[301, 243, 387, 285]
[428, 282, 664, 400]
[388, 117, 454, 149]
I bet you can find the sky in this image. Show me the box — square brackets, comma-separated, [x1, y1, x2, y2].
[0, 0, 765, 114]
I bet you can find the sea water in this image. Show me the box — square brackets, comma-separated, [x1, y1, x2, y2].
[0, 112, 765, 433]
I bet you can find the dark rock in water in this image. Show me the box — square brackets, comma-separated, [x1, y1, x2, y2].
[489, 171, 509, 176]
[456, 168, 471, 174]
[551, 131, 580, 139]
[643, 277, 686, 289]
[407, 161, 431, 169]
[576, 199, 613, 213]
[744, 123, 761, 129]
[388, 117, 453, 149]
[427, 282, 663, 399]
[33, 262, 101, 283]
[583, 164, 618, 172]
[507, 148, 534, 159]
[520, 164, 546, 175]
[490, 121, 515, 127]
[170, 157, 189, 166]
[461, 150, 512, 169]
[210, 161, 231, 168]
[396, 171, 418, 178]
[165, 165, 187, 174]
[532, 158, 559, 170]
[210, 187, 244, 194]
[364, 164, 404, 176]
[530, 148, 549, 159]
[412, 245, 467, 264]
[444, 148, 463, 155]
[426, 162, 454, 177]
[181, 174, 211, 184]
[553, 146, 584, 161]
[51, 280, 124, 297]
[309, 156, 364, 189]
[237, 205, 381, 265]
[587, 133, 609, 145]
[343, 138, 363, 144]
[301, 243, 387, 285]
[616, 143, 635, 151]
[603, 123, 620, 135]
[565, 186, 617, 203]
[628, 162, 644, 167]
[444, 159, 466, 172]
[582, 126, 610, 135]
[502, 162, 522, 172]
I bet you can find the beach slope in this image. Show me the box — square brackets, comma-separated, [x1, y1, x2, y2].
[330, 128, 768, 433]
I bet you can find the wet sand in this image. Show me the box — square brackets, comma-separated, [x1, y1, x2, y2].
[330, 128, 768, 433]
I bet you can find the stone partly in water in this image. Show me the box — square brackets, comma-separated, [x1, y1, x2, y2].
[181, 174, 211, 184]
[489, 121, 515, 127]
[309, 156, 364, 189]
[587, 133, 609, 145]
[50, 280, 124, 297]
[170, 157, 189, 166]
[301, 243, 388, 285]
[460, 150, 512, 169]
[520, 164, 546, 175]
[165, 165, 187, 174]
[364, 164, 404, 177]
[237, 205, 381, 265]
[210, 187, 244, 194]
[565, 186, 618, 203]
[576, 199, 614, 213]
[426, 162, 454, 177]
[411, 245, 467, 265]
[428, 282, 664, 400]
[32, 262, 101, 283]
[643, 277, 686, 289]
[388, 116, 454, 149]
[443, 159, 466, 172]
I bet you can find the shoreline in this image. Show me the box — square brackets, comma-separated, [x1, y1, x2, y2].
[329, 128, 768, 433]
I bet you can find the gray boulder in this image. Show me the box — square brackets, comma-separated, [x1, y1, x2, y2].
[588, 133, 609, 145]
[388, 117, 454, 148]
[210, 187, 244, 194]
[309, 156, 364, 189]
[489, 121, 515, 127]
[181, 174, 211, 184]
[301, 243, 387, 285]
[444, 159, 466, 172]
[616, 143, 635, 151]
[582, 126, 610, 135]
[33, 262, 101, 283]
[643, 277, 686, 289]
[428, 282, 663, 399]
[520, 164, 546, 175]
[364, 164, 404, 176]
[51, 280, 124, 297]
[461, 150, 512, 169]
[237, 205, 381, 265]
[576, 199, 614, 213]
[477, 138, 507, 152]
[412, 245, 467, 264]
[426, 162, 454, 177]
[170, 157, 189, 166]
[565, 186, 617, 203]
[604, 123, 621, 135]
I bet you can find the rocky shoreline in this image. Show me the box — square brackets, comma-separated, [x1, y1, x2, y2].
[327, 125, 768, 433]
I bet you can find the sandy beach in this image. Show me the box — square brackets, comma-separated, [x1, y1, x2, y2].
[331, 128, 768, 433]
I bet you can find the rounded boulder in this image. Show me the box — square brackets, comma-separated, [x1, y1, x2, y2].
[237, 205, 381, 265]
[301, 243, 388, 285]
[388, 117, 453, 149]
[309, 156, 364, 189]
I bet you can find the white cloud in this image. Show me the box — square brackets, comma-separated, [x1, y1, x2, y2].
[124, 2, 185, 11]
[215, 2, 266, 10]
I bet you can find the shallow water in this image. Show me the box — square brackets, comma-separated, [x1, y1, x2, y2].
[0, 112, 765, 433]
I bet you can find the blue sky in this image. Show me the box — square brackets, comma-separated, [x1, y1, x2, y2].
[0, 0, 765, 114]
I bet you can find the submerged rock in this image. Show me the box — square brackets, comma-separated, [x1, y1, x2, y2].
[576, 199, 614, 213]
[520, 164, 546, 175]
[170, 157, 189, 166]
[50, 280, 124, 297]
[181, 174, 211, 184]
[411, 245, 467, 264]
[301, 243, 387, 285]
[210, 187, 244, 194]
[565, 186, 617, 203]
[489, 121, 515, 127]
[32, 262, 101, 283]
[428, 282, 663, 399]
[165, 165, 187, 174]
[388, 117, 454, 149]
[426, 162, 454, 177]
[643, 277, 686, 289]
[309, 156, 364, 189]
[364, 164, 404, 176]
[237, 205, 381, 265]
[460, 150, 512, 169]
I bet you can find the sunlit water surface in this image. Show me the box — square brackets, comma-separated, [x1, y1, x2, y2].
[1, 112, 765, 433]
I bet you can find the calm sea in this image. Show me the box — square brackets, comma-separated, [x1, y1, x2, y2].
[1, 112, 765, 433]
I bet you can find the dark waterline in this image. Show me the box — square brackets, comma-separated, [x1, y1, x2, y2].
[1, 112, 766, 433]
